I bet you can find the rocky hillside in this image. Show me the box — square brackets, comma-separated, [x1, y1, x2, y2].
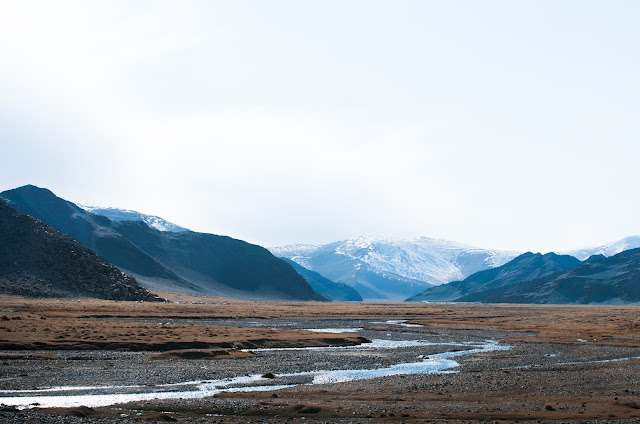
[0, 199, 161, 301]
[491, 249, 640, 304]
[409, 249, 640, 304]
[1, 185, 326, 302]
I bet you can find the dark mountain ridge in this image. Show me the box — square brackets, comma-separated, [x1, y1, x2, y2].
[1, 185, 326, 302]
[408, 249, 640, 304]
[407, 252, 582, 302]
[0, 199, 160, 301]
[491, 248, 640, 304]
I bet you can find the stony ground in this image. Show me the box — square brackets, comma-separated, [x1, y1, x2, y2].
[1, 295, 640, 423]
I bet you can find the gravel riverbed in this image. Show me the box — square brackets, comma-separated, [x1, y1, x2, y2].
[2, 317, 640, 423]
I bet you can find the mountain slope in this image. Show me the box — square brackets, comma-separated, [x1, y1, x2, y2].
[0, 199, 160, 301]
[282, 258, 363, 301]
[79, 205, 189, 232]
[1, 185, 194, 292]
[1, 185, 326, 302]
[565, 236, 640, 260]
[493, 249, 640, 304]
[407, 252, 581, 302]
[271, 237, 518, 300]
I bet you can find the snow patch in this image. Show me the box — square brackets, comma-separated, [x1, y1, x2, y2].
[270, 236, 518, 288]
[79, 205, 189, 232]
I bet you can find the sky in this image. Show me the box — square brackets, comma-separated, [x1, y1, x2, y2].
[1, 0, 639, 253]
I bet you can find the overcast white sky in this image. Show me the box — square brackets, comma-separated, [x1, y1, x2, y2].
[1, 0, 639, 252]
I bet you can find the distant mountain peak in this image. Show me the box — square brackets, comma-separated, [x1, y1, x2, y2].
[564, 236, 640, 260]
[15, 184, 50, 192]
[78, 205, 190, 232]
[271, 236, 519, 300]
[5, 184, 58, 201]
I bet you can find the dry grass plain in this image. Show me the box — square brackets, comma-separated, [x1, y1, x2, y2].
[1, 293, 640, 423]
[3, 292, 639, 347]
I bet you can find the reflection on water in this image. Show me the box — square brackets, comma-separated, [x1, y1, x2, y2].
[304, 328, 363, 333]
[248, 338, 484, 351]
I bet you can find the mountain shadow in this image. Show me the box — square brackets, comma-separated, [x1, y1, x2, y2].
[0, 199, 161, 301]
[407, 252, 581, 302]
[491, 249, 640, 304]
[1, 185, 326, 302]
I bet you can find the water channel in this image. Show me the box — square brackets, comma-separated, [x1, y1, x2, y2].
[0, 320, 510, 409]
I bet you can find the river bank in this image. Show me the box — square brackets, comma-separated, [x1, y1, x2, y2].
[1, 295, 639, 422]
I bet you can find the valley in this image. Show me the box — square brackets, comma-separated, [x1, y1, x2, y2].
[4, 185, 640, 305]
[3, 2, 639, 423]
[1, 295, 639, 423]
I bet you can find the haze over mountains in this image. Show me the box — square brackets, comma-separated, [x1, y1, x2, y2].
[271, 238, 518, 300]
[564, 236, 640, 261]
[281, 258, 363, 302]
[273, 236, 640, 302]
[2, 184, 639, 304]
[1, 185, 325, 302]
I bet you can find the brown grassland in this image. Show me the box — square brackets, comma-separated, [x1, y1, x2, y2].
[1, 293, 640, 423]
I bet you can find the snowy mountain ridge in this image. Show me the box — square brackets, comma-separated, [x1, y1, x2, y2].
[270, 236, 519, 300]
[563, 236, 640, 260]
[78, 205, 190, 232]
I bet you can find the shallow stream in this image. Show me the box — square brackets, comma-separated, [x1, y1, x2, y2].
[0, 321, 509, 409]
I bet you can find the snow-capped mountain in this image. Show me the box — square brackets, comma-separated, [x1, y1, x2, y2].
[563, 236, 640, 261]
[270, 236, 519, 300]
[79, 205, 189, 232]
